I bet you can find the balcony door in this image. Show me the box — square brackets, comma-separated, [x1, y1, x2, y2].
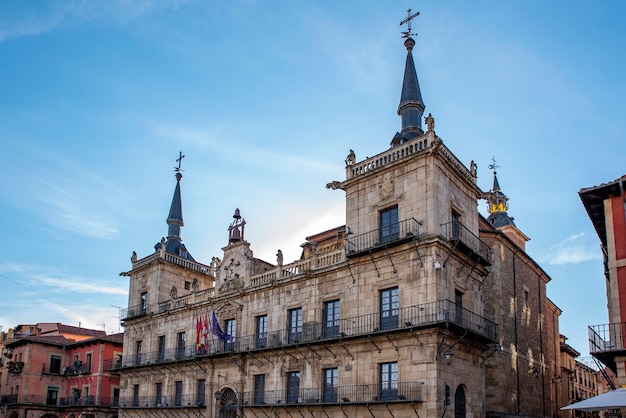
[380, 287, 399, 330]
[380, 207, 399, 244]
[323, 300, 340, 338]
[379, 362, 398, 400]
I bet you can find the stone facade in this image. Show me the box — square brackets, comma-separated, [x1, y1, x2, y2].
[116, 29, 562, 418]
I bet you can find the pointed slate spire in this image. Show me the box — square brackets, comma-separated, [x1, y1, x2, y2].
[485, 158, 513, 228]
[166, 172, 184, 242]
[492, 171, 501, 192]
[156, 153, 195, 261]
[397, 36, 425, 139]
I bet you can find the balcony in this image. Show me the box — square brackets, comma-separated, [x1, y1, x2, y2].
[117, 394, 205, 408]
[588, 323, 626, 374]
[0, 394, 116, 407]
[103, 357, 123, 372]
[59, 396, 96, 406]
[121, 303, 149, 321]
[117, 299, 497, 369]
[6, 361, 23, 374]
[346, 218, 421, 257]
[440, 221, 491, 265]
[239, 381, 423, 406]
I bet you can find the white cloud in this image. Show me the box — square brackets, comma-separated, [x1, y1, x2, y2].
[34, 275, 128, 296]
[0, 0, 197, 42]
[541, 232, 602, 265]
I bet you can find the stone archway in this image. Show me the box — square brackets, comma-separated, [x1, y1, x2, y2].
[218, 387, 238, 418]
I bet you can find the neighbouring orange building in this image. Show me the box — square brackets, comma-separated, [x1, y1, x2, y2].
[0, 324, 123, 418]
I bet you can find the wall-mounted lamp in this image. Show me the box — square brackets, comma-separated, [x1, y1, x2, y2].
[443, 350, 454, 360]
[215, 374, 223, 400]
[434, 261, 442, 270]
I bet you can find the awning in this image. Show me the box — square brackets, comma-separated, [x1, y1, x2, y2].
[561, 388, 626, 412]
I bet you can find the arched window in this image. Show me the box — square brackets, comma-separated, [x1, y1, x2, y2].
[218, 388, 238, 418]
[454, 385, 466, 418]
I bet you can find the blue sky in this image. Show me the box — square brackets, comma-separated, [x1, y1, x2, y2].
[0, 1, 624, 357]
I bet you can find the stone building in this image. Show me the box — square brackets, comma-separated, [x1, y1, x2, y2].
[116, 18, 561, 418]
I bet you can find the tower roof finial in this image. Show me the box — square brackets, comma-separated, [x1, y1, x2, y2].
[395, 9, 425, 143]
[488, 156, 501, 192]
[399, 9, 420, 39]
[160, 152, 195, 261]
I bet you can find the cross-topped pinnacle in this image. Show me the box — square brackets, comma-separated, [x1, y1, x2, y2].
[175, 151, 185, 173]
[488, 156, 500, 174]
[399, 8, 420, 38]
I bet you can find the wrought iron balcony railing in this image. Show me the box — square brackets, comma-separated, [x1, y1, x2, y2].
[440, 221, 491, 265]
[121, 303, 149, 321]
[589, 323, 626, 353]
[239, 381, 423, 406]
[43, 362, 92, 375]
[116, 299, 497, 369]
[346, 218, 420, 256]
[103, 357, 123, 372]
[117, 394, 205, 408]
[0, 394, 117, 407]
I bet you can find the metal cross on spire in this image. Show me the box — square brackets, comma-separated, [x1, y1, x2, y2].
[400, 8, 420, 38]
[175, 151, 185, 173]
[488, 156, 500, 174]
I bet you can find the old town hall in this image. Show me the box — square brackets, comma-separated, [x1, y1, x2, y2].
[116, 11, 561, 418]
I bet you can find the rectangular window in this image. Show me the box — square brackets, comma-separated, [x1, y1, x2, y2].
[70, 387, 80, 405]
[380, 287, 399, 330]
[323, 368, 338, 402]
[379, 362, 398, 400]
[174, 381, 183, 406]
[288, 308, 303, 344]
[50, 355, 62, 374]
[184, 281, 191, 290]
[157, 336, 166, 362]
[451, 210, 461, 240]
[155, 382, 163, 406]
[286, 371, 300, 404]
[454, 290, 464, 324]
[177, 332, 186, 359]
[380, 206, 399, 243]
[83, 386, 94, 405]
[132, 384, 139, 407]
[253, 374, 265, 405]
[255, 315, 268, 348]
[197, 379, 206, 406]
[85, 353, 92, 373]
[323, 300, 340, 338]
[112, 388, 120, 407]
[224, 319, 236, 351]
[46, 387, 59, 406]
[135, 340, 143, 365]
[140, 292, 148, 315]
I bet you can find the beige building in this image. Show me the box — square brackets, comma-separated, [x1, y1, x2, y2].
[116, 24, 562, 418]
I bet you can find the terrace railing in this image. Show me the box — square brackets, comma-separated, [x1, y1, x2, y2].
[346, 218, 421, 256]
[117, 394, 205, 408]
[115, 299, 497, 369]
[440, 221, 491, 265]
[239, 381, 423, 406]
[0, 394, 116, 407]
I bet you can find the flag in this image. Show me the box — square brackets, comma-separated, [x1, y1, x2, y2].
[211, 310, 233, 342]
[195, 316, 202, 349]
[203, 313, 209, 351]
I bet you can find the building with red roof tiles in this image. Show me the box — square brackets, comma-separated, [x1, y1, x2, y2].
[0, 327, 122, 418]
